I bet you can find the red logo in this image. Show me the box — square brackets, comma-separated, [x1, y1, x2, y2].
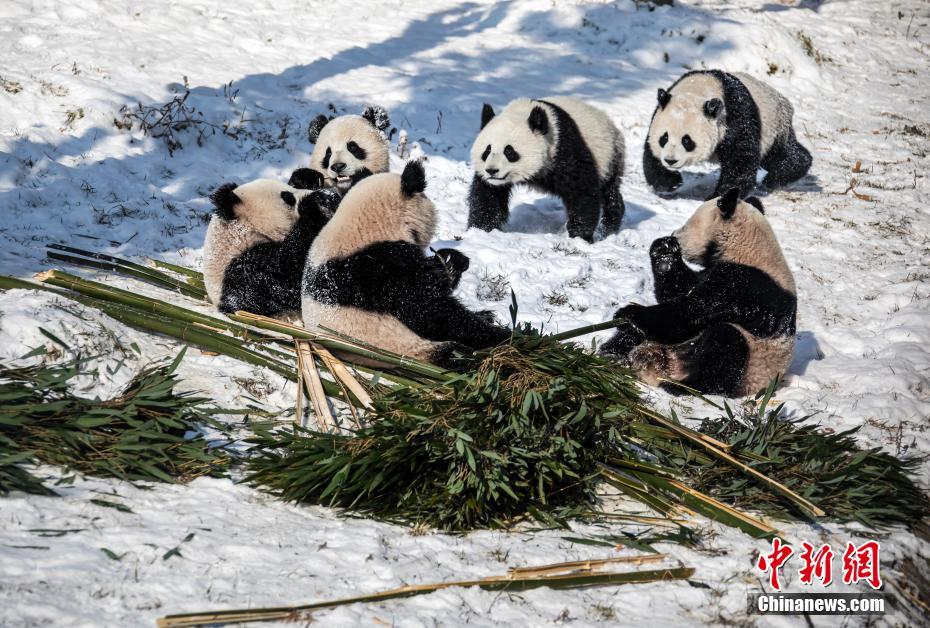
[756, 538, 881, 591]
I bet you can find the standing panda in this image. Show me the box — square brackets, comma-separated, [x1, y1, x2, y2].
[289, 105, 392, 194]
[202, 179, 340, 316]
[302, 160, 511, 368]
[643, 70, 812, 199]
[599, 188, 796, 397]
[468, 97, 625, 243]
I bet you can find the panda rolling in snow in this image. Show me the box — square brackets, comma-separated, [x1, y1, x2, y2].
[202, 179, 340, 316]
[644, 70, 812, 199]
[468, 97, 625, 243]
[303, 161, 511, 368]
[289, 106, 392, 194]
[600, 189, 796, 397]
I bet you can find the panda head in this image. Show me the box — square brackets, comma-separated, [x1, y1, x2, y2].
[308, 105, 391, 192]
[470, 99, 554, 186]
[310, 160, 435, 263]
[648, 76, 725, 170]
[673, 188, 773, 267]
[210, 179, 309, 241]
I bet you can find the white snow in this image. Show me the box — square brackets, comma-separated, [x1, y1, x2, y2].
[1, 0, 928, 626]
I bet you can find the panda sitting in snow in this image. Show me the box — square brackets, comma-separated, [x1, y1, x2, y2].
[303, 160, 511, 369]
[644, 70, 812, 199]
[600, 188, 796, 397]
[289, 105, 392, 195]
[467, 97, 626, 243]
[202, 179, 340, 317]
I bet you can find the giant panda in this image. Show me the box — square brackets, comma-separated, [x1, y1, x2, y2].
[644, 70, 812, 199]
[599, 188, 796, 397]
[289, 106, 392, 194]
[202, 179, 340, 316]
[302, 160, 511, 368]
[468, 97, 625, 243]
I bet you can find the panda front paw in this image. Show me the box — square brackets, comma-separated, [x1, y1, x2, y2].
[652, 171, 683, 194]
[301, 188, 341, 219]
[599, 322, 647, 360]
[289, 168, 325, 190]
[433, 248, 470, 287]
[649, 236, 682, 274]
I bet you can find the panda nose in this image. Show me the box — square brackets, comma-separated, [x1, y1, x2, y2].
[486, 167, 499, 176]
[665, 158, 678, 166]
[331, 162, 347, 174]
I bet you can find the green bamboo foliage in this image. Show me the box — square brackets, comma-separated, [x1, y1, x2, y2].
[0, 351, 230, 493]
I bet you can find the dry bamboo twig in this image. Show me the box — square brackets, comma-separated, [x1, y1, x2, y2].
[297, 341, 336, 432]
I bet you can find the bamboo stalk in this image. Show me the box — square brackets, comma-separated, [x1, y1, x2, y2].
[315, 345, 373, 410]
[157, 566, 695, 627]
[635, 404, 826, 518]
[294, 341, 305, 428]
[548, 317, 628, 342]
[297, 341, 336, 432]
[149, 258, 205, 281]
[508, 553, 666, 577]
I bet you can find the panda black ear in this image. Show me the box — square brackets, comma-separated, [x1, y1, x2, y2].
[362, 105, 391, 132]
[657, 88, 671, 109]
[480, 103, 495, 129]
[307, 114, 331, 144]
[210, 183, 240, 221]
[703, 98, 723, 119]
[744, 196, 765, 214]
[717, 187, 741, 219]
[400, 160, 427, 197]
[528, 106, 549, 135]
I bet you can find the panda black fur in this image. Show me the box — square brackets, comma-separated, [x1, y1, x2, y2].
[468, 97, 625, 243]
[600, 188, 796, 397]
[202, 180, 340, 316]
[644, 70, 812, 199]
[302, 160, 511, 368]
[289, 105, 392, 195]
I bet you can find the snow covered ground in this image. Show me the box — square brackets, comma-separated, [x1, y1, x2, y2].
[1, 0, 928, 625]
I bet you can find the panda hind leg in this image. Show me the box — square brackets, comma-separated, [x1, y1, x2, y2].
[762, 128, 812, 189]
[598, 175, 625, 236]
[661, 323, 749, 397]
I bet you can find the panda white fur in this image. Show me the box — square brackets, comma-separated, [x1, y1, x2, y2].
[289, 106, 392, 194]
[600, 188, 796, 397]
[468, 97, 625, 243]
[302, 160, 511, 369]
[202, 179, 339, 316]
[644, 70, 812, 199]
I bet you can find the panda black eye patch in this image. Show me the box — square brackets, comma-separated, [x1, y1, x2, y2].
[481, 144, 491, 161]
[322, 147, 332, 169]
[347, 141, 367, 160]
[659, 132, 668, 148]
[503, 145, 520, 162]
[682, 135, 696, 152]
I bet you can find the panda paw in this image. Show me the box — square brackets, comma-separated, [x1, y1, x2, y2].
[430, 342, 475, 372]
[300, 188, 341, 219]
[598, 322, 646, 360]
[433, 248, 470, 286]
[653, 171, 683, 194]
[649, 236, 682, 274]
[289, 168, 325, 190]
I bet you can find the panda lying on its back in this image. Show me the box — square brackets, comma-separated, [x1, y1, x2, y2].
[289, 105, 392, 195]
[468, 97, 625, 243]
[202, 179, 340, 316]
[644, 70, 812, 199]
[600, 189, 796, 397]
[303, 161, 511, 369]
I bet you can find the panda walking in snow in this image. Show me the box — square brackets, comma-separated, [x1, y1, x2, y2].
[644, 70, 812, 199]
[599, 188, 797, 397]
[467, 97, 625, 243]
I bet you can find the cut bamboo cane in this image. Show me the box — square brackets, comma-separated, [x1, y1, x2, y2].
[297, 341, 336, 432]
[635, 404, 826, 519]
[294, 341, 305, 428]
[508, 553, 666, 577]
[314, 344, 373, 409]
[47, 250, 206, 300]
[157, 566, 695, 628]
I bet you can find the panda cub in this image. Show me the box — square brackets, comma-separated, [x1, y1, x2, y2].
[289, 106, 392, 194]
[202, 180, 340, 316]
[468, 97, 625, 243]
[600, 188, 796, 397]
[303, 161, 511, 368]
[644, 70, 812, 199]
